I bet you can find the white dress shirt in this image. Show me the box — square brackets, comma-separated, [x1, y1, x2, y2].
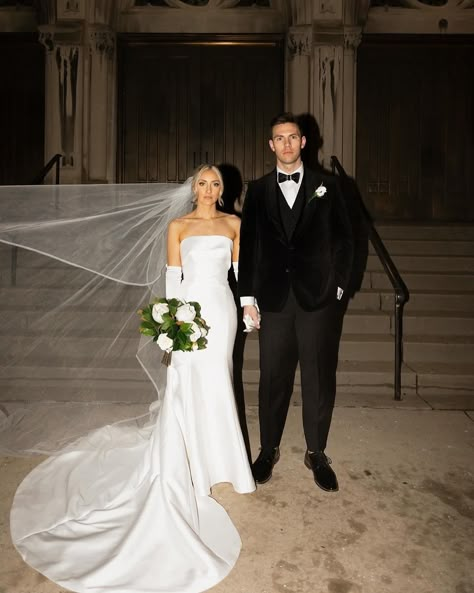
[277, 164, 304, 209]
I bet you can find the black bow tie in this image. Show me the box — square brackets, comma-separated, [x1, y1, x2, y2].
[278, 171, 300, 184]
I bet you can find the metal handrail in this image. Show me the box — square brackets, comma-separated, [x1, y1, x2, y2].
[10, 153, 63, 286]
[330, 155, 410, 401]
[31, 153, 62, 185]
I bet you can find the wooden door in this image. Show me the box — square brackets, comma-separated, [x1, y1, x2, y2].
[118, 38, 283, 183]
[356, 37, 474, 221]
[0, 34, 44, 185]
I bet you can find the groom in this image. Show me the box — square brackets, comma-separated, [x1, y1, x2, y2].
[238, 112, 353, 492]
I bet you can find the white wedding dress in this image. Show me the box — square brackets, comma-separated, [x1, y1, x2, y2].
[10, 235, 255, 593]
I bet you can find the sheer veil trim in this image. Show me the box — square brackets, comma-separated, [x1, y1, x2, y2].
[0, 180, 193, 455]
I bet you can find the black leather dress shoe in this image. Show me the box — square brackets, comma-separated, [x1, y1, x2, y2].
[252, 447, 280, 484]
[304, 450, 339, 492]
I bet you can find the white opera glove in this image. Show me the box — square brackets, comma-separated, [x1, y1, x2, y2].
[233, 262, 259, 330]
[165, 265, 182, 299]
[243, 302, 261, 333]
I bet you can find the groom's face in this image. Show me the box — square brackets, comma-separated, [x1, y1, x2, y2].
[269, 122, 306, 171]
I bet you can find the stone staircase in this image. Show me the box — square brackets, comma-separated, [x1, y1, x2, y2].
[242, 224, 474, 409]
[0, 223, 473, 411]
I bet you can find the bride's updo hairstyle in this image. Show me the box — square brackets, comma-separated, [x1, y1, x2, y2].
[191, 164, 224, 207]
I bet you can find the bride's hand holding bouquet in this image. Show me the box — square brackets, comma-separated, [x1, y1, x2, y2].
[138, 298, 210, 366]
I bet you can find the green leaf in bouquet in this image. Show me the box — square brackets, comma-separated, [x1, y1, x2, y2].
[160, 318, 173, 332]
[167, 298, 181, 316]
[167, 324, 179, 339]
[175, 331, 188, 351]
[197, 337, 208, 349]
[140, 309, 153, 323]
[178, 322, 192, 334]
[152, 297, 168, 305]
[139, 327, 156, 337]
[189, 301, 201, 316]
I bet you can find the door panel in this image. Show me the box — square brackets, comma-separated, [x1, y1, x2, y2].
[356, 39, 474, 221]
[118, 40, 283, 184]
[0, 34, 44, 185]
[119, 45, 200, 183]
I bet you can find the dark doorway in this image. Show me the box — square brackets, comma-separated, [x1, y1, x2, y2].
[356, 36, 474, 221]
[117, 36, 284, 183]
[0, 34, 45, 185]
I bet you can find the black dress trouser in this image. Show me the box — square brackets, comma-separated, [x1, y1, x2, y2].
[257, 287, 345, 453]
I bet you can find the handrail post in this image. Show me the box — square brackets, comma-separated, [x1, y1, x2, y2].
[394, 296, 403, 401]
[55, 154, 61, 185]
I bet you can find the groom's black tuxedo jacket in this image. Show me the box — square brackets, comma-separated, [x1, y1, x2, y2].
[238, 167, 354, 312]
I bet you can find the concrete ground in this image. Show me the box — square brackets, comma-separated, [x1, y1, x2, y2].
[1, 393, 473, 593]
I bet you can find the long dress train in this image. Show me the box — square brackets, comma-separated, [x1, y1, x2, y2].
[10, 234, 255, 593]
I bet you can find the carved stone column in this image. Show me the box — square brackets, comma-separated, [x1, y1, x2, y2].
[286, 26, 313, 115]
[84, 27, 116, 182]
[311, 33, 344, 170]
[342, 26, 362, 176]
[39, 25, 84, 183]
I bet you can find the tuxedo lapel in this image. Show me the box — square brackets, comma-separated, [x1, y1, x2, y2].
[293, 168, 323, 239]
[303, 168, 322, 207]
[264, 172, 287, 245]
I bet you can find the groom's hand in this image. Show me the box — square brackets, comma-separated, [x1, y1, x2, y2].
[243, 305, 261, 331]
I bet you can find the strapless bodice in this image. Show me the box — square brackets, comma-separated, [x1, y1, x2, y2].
[180, 235, 233, 285]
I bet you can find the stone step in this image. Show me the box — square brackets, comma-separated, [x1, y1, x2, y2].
[375, 224, 474, 241]
[0, 286, 149, 309]
[0, 361, 417, 403]
[1, 267, 130, 288]
[408, 362, 474, 399]
[403, 335, 474, 364]
[13, 330, 472, 371]
[0, 335, 141, 365]
[0, 310, 143, 336]
[0, 365, 154, 403]
[369, 239, 474, 257]
[381, 290, 474, 313]
[2, 360, 472, 406]
[370, 271, 474, 292]
[243, 332, 474, 364]
[366, 254, 474, 273]
[402, 312, 474, 336]
[241, 359, 417, 396]
[0, 308, 392, 337]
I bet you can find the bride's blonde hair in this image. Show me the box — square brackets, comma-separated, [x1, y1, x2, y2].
[191, 164, 224, 207]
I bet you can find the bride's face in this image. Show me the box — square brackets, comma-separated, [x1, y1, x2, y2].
[194, 170, 222, 206]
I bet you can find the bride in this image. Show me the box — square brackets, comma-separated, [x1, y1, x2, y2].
[8, 164, 255, 593]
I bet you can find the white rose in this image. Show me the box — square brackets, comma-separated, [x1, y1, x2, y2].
[189, 322, 201, 342]
[176, 303, 196, 323]
[315, 183, 327, 197]
[152, 302, 169, 323]
[157, 333, 173, 352]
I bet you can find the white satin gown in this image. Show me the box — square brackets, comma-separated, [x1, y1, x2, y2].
[10, 235, 255, 593]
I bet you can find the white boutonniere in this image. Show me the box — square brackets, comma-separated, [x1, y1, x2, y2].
[309, 183, 327, 203]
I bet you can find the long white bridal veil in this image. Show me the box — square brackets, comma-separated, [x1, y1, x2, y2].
[0, 180, 193, 455]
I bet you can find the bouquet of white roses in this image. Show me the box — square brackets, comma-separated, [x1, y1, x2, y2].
[138, 298, 210, 366]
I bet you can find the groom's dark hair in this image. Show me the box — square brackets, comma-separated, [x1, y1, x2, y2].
[269, 112, 302, 137]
